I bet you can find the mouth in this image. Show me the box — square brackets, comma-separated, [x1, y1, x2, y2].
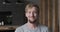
[30, 17, 35, 19]
[30, 16, 35, 18]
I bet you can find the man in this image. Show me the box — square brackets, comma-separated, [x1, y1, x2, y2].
[15, 3, 50, 32]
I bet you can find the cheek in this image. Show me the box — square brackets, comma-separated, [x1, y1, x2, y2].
[34, 13, 37, 17]
[25, 13, 29, 17]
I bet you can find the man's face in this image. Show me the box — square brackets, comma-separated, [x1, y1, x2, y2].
[25, 7, 38, 23]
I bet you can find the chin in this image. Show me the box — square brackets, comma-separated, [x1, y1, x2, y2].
[29, 20, 36, 23]
[30, 20, 35, 22]
[30, 19, 35, 21]
[30, 19, 36, 21]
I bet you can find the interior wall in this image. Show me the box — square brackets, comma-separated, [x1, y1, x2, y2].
[39, 0, 59, 32]
[25, 0, 40, 5]
[58, 0, 60, 32]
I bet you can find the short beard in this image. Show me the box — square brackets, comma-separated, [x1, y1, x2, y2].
[28, 20, 37, 24]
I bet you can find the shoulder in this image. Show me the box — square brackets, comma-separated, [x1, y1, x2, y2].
[39, 25, 48, 29]
[38, 24, 49, 32]
[15, 24, 26, 32]
[39, 25, 50, 32]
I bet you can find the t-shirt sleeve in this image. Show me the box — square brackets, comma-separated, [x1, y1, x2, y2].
[15, 27, 24, 32]
[46, 27, 51, 32]
[40, 25, 51, 32]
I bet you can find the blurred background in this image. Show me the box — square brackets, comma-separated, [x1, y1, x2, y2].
[0, 0, 59, 32]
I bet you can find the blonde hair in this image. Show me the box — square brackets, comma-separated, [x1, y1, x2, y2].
[25, 3, 39, 13]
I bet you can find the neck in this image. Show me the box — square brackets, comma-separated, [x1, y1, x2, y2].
[27, 21, 38, 29]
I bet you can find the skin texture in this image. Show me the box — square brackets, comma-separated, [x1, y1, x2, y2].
[25, 7, 39, 29]
[25, 7, 38, 23]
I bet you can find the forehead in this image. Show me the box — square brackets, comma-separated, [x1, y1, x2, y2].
[27, 7, 37, 12]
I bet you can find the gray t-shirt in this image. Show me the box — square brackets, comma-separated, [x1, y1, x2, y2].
[15, 24, 49, 32]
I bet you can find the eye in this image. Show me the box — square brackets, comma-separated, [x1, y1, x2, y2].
[28, 11, 31, 13]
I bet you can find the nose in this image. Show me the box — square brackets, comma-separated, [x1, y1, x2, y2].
[30, 12, 34, 17]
